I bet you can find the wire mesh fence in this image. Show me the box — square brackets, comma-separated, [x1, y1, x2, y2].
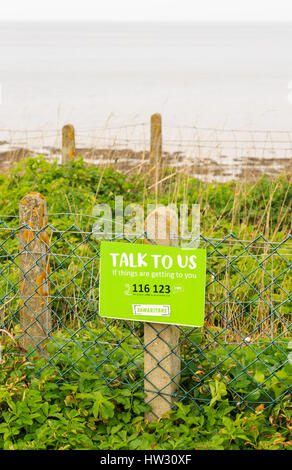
[0, 213, 291, 415]
[0, 123, 291, 181]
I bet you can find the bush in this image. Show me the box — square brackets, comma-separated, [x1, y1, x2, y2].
[0, 349, 291, 450]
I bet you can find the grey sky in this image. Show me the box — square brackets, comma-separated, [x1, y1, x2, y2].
[1, 0, 292, 21]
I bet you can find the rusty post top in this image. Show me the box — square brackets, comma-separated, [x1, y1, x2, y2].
[151, 113, 162, 127]
[150, 113, 162, 141]
[20, 192, 46, 203]
[62, 123, 75, 133]
[20, 192, 47, 231]
[150, 113, 162, 145]
[62, 124, 76, 162]
[62, 124, 75, 140]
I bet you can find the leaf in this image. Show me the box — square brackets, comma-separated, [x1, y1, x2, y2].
[92, 392, 114, 420]
[100, 401, 115, 420]
[254, 370, 265, 384]
[210, 380, 228, 406]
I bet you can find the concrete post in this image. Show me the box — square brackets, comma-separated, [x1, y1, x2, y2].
[62, 124, 76, 163]
[144, 206, 181, 421]
[19, 193, 51, 352]
[150, 113, 162, 192]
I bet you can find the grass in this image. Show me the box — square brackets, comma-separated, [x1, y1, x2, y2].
[0, 154, 290, 234]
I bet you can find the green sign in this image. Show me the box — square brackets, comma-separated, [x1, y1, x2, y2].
[99, 241, 206, 327]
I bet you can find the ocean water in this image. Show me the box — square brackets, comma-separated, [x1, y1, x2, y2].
[0, 21, 292, 132]
[0, 21, 292, 180]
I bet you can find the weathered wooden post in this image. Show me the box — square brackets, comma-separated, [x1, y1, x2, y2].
[19, 193, 51, 352]
[62, 124, 76, 163]
[144, 206, 181, 421]
[150, 113, 162, 192]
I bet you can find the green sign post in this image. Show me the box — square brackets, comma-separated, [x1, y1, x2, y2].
[99, 241, 206, 327]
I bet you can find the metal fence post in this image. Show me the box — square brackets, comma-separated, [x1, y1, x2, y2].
[144, 206, 181, 421]
[19, 192, 51, 352]
[150, 113, 162, 192]
[62, 124, 76, 164]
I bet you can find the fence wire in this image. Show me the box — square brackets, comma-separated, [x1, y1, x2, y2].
[0, 218, 291, 414]
[0, 124, 291, 181]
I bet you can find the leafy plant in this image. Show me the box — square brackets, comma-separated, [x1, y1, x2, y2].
[0, 349, 291, 450]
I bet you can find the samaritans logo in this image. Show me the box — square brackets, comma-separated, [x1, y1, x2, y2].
[133, 304, 170, 316]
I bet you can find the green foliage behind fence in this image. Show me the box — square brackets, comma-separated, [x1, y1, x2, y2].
[0, 157, 291, 413]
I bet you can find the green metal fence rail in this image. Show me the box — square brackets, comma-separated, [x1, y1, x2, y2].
[0, 216, 291, 416]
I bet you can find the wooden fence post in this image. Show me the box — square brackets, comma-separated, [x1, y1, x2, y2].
[19, 192, 51, 352]
[62, 124, 76, 163]
[144, 206, 181, 421]
[150, 113, 162, 192]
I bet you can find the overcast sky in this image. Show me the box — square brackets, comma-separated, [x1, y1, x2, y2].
[1, 0, 292, 21]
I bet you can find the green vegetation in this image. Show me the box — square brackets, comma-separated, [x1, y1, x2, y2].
[0, 156, 291, 239]
[0, 337, 291, 450]
[0, 156, 291, 450]
[0, 156, 290, 335]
